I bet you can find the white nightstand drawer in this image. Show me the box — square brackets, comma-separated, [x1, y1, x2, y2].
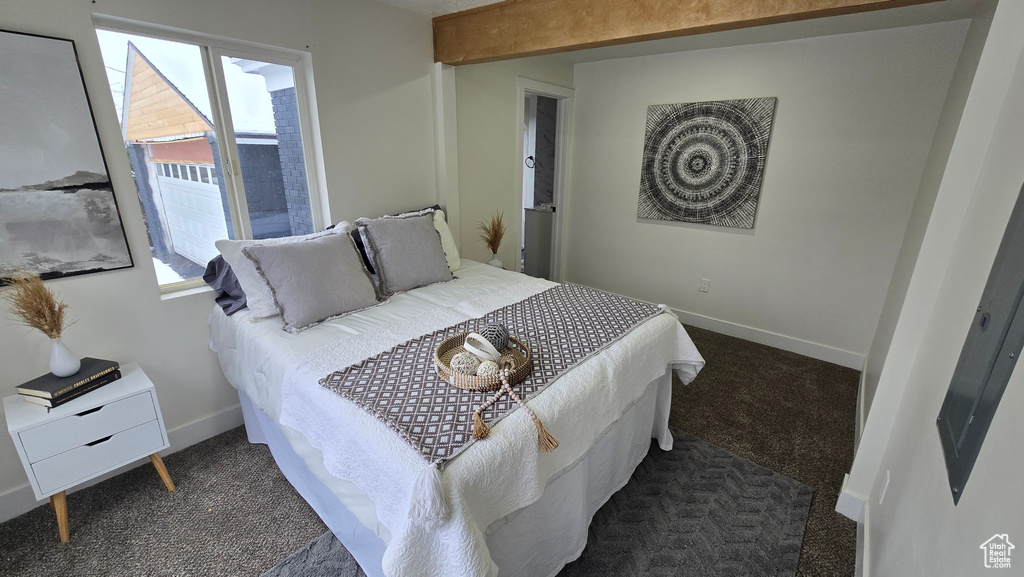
[32, 419, 165, 495]
[19, 391, 157, 463]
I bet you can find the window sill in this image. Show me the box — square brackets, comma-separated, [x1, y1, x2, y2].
[159, 281, 213, 301]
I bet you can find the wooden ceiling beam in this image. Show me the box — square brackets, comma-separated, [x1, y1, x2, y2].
[433, 0, 940, 65]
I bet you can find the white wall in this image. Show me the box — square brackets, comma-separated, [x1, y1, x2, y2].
[454, 57, 574, 267]
[0, 0, 436, 519]
[846, 1, 1024, 574]
[562, 22, 967, 363]
[861, 2, 995, 423]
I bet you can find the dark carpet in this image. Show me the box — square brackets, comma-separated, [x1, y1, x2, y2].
[263, 431, 813, 577]
[674, 326, 860, 577]
[0, 427, 327, 576]
[0, 325, 857, 576]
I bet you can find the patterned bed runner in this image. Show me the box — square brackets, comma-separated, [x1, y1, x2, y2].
[318, 283, 664, 467]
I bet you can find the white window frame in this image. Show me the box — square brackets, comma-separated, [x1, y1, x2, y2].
[93, 15, 330, 294]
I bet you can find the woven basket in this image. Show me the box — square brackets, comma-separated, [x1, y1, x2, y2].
[435, 332, 531, 391]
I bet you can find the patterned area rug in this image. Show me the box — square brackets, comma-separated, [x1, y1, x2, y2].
[262, 430, 813, 577]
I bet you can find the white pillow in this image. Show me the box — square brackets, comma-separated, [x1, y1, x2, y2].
[433, 210, 461, 272]
[215, 222, 352, 318]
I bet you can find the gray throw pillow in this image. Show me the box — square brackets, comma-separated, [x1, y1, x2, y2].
[357, 213, 453, 295]
[242, 233, 379, 333]
[214, 223, 350, 319]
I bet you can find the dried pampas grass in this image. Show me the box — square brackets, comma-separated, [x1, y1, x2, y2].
[3, 273, 71, 339]
[479, 211, 506, 255]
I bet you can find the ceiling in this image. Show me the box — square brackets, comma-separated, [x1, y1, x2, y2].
[374, 0, 499, 18]
[560, 0, 981, 64]
[372, 0, 982, 62]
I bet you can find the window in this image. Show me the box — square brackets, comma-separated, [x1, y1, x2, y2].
[95, 22, 324, 290]
[938, 181, 1024, 504]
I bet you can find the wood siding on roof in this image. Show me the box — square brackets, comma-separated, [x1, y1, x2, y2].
[124, 52, 211, 142]
[432, 0, 940, 65]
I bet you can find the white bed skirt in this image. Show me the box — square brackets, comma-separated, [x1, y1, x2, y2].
[240, 369, 674, 577]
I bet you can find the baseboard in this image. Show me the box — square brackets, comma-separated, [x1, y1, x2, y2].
[856, 358, 869, 453]
[166, 403, 243, 451]
[857, 501, 870, 577]
[567, 282, 865, 369]
[0, 484, 36, 527]
[836, 472, 867, 523]
[0, 403, 243, 524]
[671, 308, 865, 369]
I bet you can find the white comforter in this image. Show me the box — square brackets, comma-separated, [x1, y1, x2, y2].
[210, 262, 704, 577]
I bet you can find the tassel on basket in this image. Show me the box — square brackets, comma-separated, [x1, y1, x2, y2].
[472, 412, 491, 440]
[469, 368, 560, 452]
[472, 388, 504, 440]
[436, 332, 558, 453]
[501, 369, 559, 452]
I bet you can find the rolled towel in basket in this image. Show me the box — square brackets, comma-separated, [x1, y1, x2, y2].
[463, 332, 501, 363]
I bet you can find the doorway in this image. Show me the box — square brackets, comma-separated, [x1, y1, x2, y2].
[515, 78, 573, 281]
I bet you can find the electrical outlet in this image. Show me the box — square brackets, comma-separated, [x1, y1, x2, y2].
[699, 278, 711, 293]
[879, 470, 891, 505]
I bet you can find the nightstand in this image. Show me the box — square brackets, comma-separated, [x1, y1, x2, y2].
[3, 362, 174, 542]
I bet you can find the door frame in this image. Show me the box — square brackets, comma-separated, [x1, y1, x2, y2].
[514, 77, 574, 281]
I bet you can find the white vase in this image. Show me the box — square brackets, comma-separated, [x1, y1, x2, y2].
[487, 253, 504, 269]
[49, 338, 81, 378]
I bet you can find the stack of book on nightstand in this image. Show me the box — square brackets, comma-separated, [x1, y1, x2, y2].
[17, 358, 121, 409]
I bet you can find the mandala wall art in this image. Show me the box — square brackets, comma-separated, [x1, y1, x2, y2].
[637, 97, 777, 229]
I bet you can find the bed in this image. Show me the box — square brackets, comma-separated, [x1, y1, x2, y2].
[208, 257, 704, 577]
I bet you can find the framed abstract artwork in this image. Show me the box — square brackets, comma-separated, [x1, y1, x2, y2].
[637, 97, 777, 229]
[0, 29, 132, 283]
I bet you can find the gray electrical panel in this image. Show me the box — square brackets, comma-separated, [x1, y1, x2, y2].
[937, 181, 1024, 505]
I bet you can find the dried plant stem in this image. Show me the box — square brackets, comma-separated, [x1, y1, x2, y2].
[2, 273, 70, 339]
[479, 211, 506, 255]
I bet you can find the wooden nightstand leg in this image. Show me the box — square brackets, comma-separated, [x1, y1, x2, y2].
[50, 491, 69, 543]
[149, 453, 175, 492]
